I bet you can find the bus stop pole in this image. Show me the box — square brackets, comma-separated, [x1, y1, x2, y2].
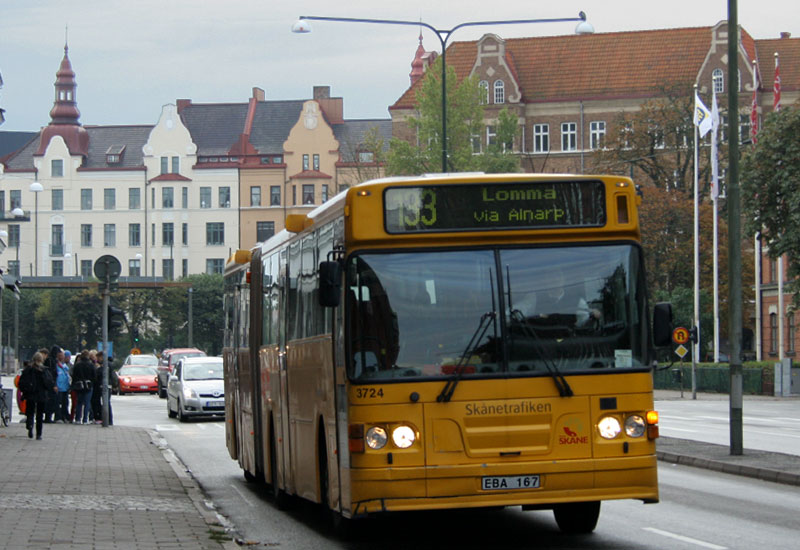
[101, 277, 110, 428]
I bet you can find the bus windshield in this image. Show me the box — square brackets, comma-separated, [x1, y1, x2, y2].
[346, 244, 648, 382]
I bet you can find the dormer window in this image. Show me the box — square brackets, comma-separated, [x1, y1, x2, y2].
[479, 80, 489, 104]
[494, 80, 505, 104]
[712, 69, 724, 94]
[106, 145, 125, 165]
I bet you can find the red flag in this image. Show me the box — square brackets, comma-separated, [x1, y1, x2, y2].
[774, 53, 782, 111]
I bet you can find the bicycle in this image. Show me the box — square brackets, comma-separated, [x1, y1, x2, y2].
[0, 383, 11, 427]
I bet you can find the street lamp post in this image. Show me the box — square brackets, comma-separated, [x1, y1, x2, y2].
[29, 181, 43, 276]
[293, 13, 593, 172]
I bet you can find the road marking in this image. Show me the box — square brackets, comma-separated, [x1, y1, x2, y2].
[231, 483, 254, 507]
[195, 424, 207, 431]
[642, 527, 727, 549]
[660, 426, 699, 433]
[155, 424, 180, 431]
[659, 414, 695, 421]
[214, 423, 225, 430]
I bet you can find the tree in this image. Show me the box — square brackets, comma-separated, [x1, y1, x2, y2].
[742, 106, 800, 302]
[388, 58, 518, 175]
[336, 125, 387, 189]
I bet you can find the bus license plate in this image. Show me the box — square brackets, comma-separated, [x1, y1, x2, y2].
[481, 475, 540, 491]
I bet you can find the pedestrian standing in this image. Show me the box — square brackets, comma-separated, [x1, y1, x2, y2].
[54, 349, 72, 422]
[18, 352, 55, 440]
[91, 351, 103, 423]
[72, 350, 95, 424]
[43, 346, 60, 423]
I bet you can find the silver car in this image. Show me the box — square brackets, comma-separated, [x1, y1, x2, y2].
[166, 357, 224, 421]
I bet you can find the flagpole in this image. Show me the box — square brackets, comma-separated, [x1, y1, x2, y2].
[755, 233, 762, 361]
[692, 83, 700, 400]
[711, 89, 720, 363]
[713, 196, 719, 362]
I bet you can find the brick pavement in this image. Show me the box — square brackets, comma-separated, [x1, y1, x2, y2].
[0, 421, 233, 550]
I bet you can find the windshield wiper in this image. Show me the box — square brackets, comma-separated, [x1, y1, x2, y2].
[509, 309, 573, 397]
[437, 311, 496, 403]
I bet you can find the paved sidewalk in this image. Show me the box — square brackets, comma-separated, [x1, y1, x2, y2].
[0, 420, 233, 550]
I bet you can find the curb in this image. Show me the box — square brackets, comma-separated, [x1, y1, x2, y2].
[657, 450, 800, 487]
[148, 430, 241, 550]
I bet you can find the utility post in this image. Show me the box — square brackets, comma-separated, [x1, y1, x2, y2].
[187, 287, 193, 348]
[94, 254, 121, 428]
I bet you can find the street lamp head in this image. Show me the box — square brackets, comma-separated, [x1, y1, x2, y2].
[0, 230, 7, 240]
[29, 181, 44, 193]
[575, 12, 594, 35]
[292, 18, 312, 33]
[11, 207, 24, 218]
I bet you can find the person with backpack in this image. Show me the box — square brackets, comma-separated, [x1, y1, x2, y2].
[19, 352, 56, 440]
[72, 350, 95, 425]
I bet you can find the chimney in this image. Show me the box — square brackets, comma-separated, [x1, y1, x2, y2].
[252, 87, 265, 101]
[176, 99, 192, 114]
[780, 32, 791, 39]
[313, 86, 330, 100]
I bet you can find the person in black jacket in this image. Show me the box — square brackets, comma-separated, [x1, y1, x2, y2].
[72, 350, 95, 425]
[44, 345, 62, 423]
[19, 351, 56, 440]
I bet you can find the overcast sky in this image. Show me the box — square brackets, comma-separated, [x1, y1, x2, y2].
[1, 1, 796, 132]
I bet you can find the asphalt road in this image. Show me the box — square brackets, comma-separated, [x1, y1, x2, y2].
[109, 392, 800, 550]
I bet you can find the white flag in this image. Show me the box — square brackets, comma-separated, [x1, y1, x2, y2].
[710, 90, 720, 200]
[694, 93, 713, 137]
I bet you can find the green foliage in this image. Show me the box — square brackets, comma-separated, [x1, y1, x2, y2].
[388, 58, 519, 175]
[742, 106, 800, 303]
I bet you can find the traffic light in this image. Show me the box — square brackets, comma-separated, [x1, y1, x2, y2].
[132, 327, 140, 344]
[688, 326, 699, 345]
[107, 304, 126, 334]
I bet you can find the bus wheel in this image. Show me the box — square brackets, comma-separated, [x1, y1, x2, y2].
[553, 501, 601, 534]
[319, 428, 353, 539]
[244, 470, 257, 483]
[270, 429, 289, 510]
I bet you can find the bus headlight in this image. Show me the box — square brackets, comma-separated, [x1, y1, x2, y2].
[625, 415, 646, 437]
[392, 425, 416, 448]
[598, 416, 621, 439]
[365, 426, 388, 450]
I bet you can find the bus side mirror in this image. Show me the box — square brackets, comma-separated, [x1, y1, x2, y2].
[652, 302, 673, 347]
[319, 261, 342, 308]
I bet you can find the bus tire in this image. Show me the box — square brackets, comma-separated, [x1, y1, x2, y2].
[319, 425, 353, 539]
[244, 469, 257, 483]
[553, 501, 601, 534]
[270, 427, 290, 510]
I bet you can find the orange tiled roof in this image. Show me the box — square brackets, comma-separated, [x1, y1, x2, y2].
[393, 26, 717, 108]
[755, 37, 800, 91]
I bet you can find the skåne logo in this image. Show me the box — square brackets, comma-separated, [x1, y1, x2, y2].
[559, 419, 588, 445]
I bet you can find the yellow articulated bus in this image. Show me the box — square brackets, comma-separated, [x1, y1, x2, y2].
[223, 173, 672, 534]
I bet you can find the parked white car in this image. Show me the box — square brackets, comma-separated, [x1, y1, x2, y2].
[166, 357, 224, 421]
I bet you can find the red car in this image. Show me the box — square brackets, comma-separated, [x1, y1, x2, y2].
[116, 365, 159, 395]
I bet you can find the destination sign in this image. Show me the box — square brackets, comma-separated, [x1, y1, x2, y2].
[384, 180, 606, 234]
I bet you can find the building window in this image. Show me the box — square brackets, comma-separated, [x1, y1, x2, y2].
[358, 151, 374, 163]
[10, 190, 21, 210]
[52, 260, 63, 277]
[494, 80, 505, 104]
[182, 223, 188, 245]
[51, 159, 63, 177]
[322, 185, 329, 203]
[479, 80, 489, 104]
[51, 189, 63, 211]
[104, 224, 116, 247]
[8, 260, 20, 278]
[160, 156, 168, 175]
[129, 259, 141, 277]
[171, 156, 179, 174]
[471, 133, 482, 154]
[151, 187, 155, 208]
[206, 259, 225, 274]
[561, 122, 577, 152]
[302, 185, 314, 205]
[270, 186, 281, 206]
[129, 223, 141, 247]
[292, 185, 296, 205]
[257, 221, 275, 243]
[51, 225, 63, 256]
[303, 154, 309, 171]
[486, 126, 497, 148]
[181, 187, 188, 209]
[590, 121, 606, 150]
[162, 187, 174, 209]
[104, 188, 116, 210]
[200, 187, 211, 208]
[250, 186, 261, 207]
[739, 114, 751, 145]
[0, 191, 5, 213]
[219, 187, 231, 208]
[770, 313, 778, 353]
[8, 225, 20, 248]
[81, 189, 92, 210]
[151, 223, 156, 246]
[81, 224, 92, 247]
[162, 223, 174, 246]
[80, 260, 92, 278]
[313, 154, 320, 171]
[206, 222, 224, 245]
[789, 313, 796, 353]
[712, 68, 724, 94]
[163, 259, 174, 280]
[182, 259, 188, 278]
[533, 124, 550, 153]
